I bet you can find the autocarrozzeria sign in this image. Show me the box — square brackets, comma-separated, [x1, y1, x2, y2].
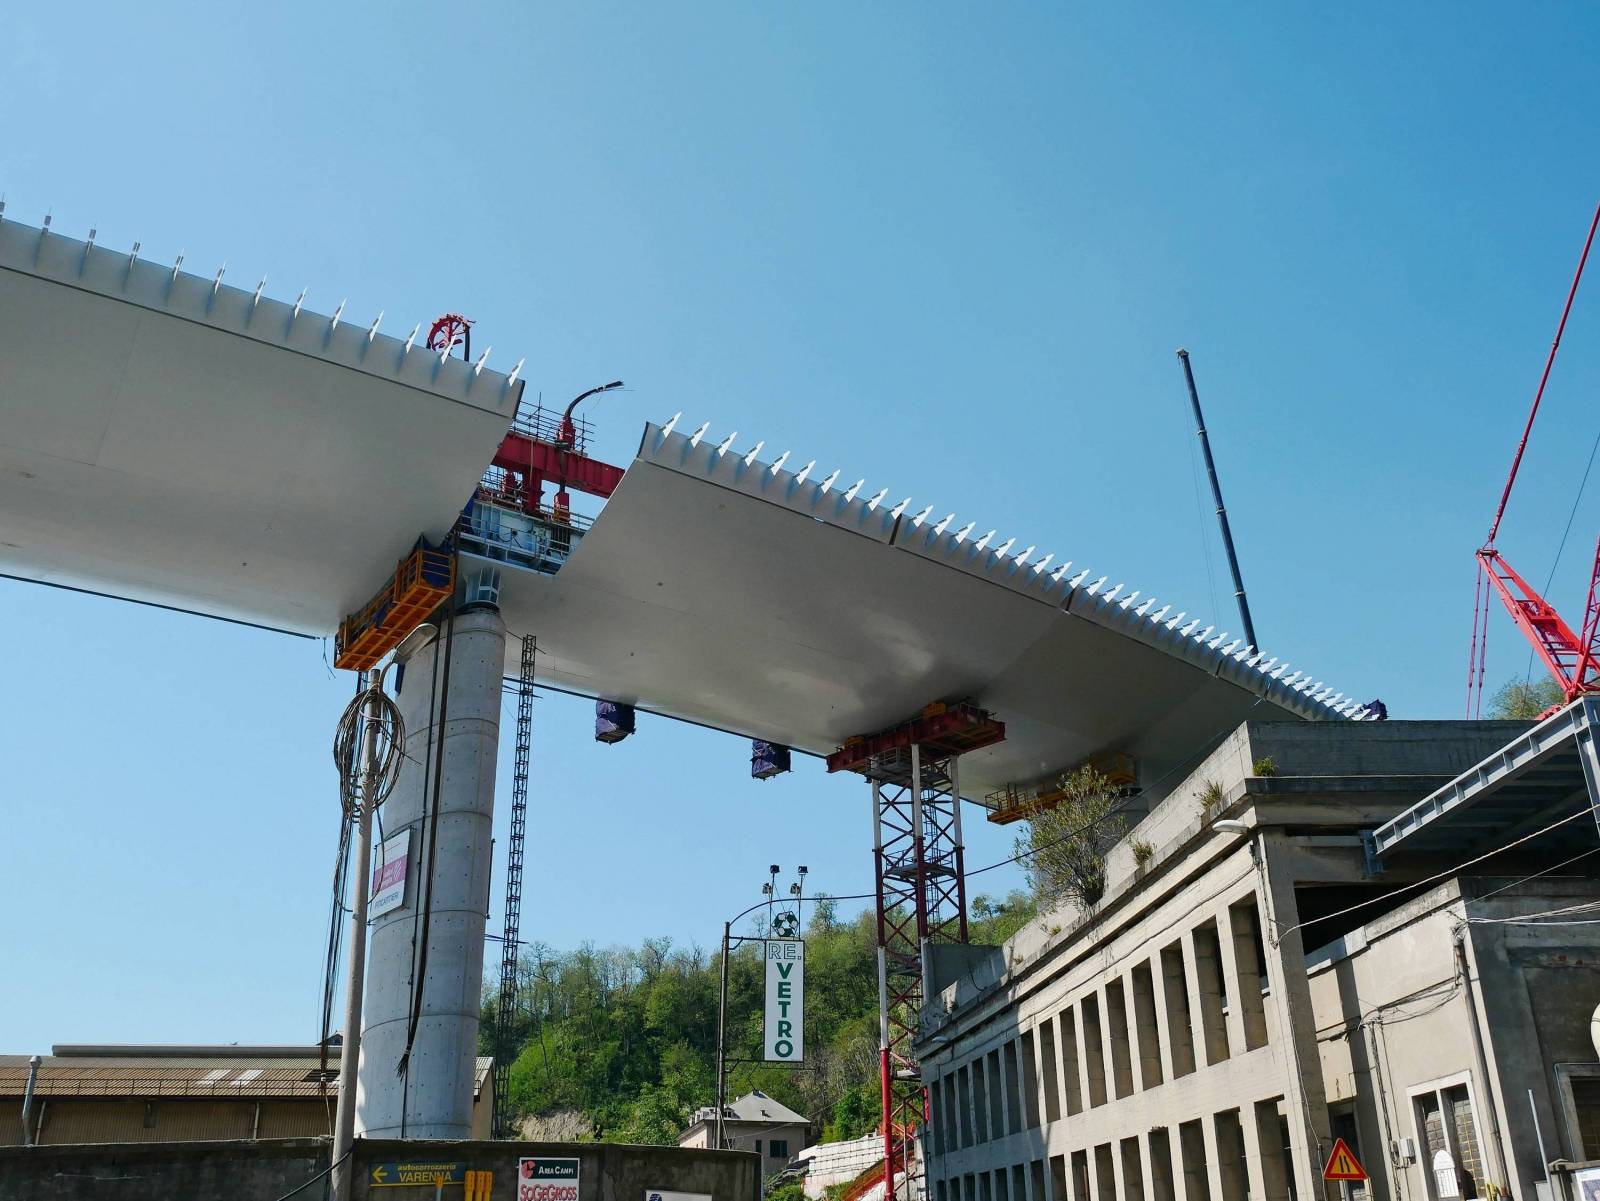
[519, 1157, 581, 1201]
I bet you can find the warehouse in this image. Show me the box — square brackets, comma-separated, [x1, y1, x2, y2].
[0, 1044, 494, 1147]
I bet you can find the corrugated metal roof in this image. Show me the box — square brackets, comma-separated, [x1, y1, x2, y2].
[0, 1053, 493, 1100]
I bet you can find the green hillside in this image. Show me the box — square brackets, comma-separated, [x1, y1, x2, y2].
[482, 891, 1034, 1145]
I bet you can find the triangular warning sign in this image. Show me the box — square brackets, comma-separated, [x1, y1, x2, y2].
[1323, 1138, 1368, 1182]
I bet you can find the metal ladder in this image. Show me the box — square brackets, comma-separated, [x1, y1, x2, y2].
[493, 634, 537, 1138]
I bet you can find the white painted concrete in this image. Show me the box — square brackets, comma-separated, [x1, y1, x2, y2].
[355, 607, 506, 1139]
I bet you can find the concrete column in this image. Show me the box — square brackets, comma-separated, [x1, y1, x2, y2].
[356, 606, 506, 1139]
[1200, 1112, 1226, 1201]
[1246, 1098, 1292, 1201]
[1212, 899, 1250, 1058]
[1259, 832, 1336, 1201]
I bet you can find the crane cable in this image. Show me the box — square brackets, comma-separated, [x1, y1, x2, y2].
[1468, 198, 1600, 715]
[1485, 198, 1600, 549]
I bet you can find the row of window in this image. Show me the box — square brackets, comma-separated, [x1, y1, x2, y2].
[933, 1097, 1298, 1201]
[931, 895, 1272, 1158]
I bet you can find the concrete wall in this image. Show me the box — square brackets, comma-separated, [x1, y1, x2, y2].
[0, 1137, 328, 1201]
[0, 1137, 762, 1201]
[799, 1132, 885, 1197]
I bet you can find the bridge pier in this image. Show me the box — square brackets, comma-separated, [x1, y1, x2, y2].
[356, 600, 506, 1139]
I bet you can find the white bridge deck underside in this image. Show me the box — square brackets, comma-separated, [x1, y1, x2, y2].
[0, 219, 520, 634]
[1, 215, 1361, 798]
[488, 423, 1359, 799]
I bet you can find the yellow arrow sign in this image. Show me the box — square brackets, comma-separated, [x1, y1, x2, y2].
[371, 1165, 390, 1185]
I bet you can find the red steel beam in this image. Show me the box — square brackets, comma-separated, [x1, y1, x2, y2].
[491, 430, 625, 504]
[827, 703, 1005, 775]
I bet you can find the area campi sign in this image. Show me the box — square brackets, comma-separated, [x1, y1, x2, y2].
[519, 1156, 581, 1201]
[764, 939, 804, 1062]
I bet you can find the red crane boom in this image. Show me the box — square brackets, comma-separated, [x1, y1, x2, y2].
[1468, 199, 1600, 713]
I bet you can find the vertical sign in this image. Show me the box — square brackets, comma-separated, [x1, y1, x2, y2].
[764, 939, 805, 1061]
[369, 829, 412, 918]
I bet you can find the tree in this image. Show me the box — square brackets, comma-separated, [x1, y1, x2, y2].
[1014, 766, 1127, 910]
[1486, 676, 1566, 719]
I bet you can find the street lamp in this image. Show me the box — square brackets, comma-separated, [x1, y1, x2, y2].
[714, 868, 810, 1151]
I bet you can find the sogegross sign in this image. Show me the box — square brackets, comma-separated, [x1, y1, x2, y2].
[519, 1157, 580, 1201]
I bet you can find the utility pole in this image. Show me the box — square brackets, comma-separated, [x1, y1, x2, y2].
[715, 921, 730, 1151]
[1176, 349, 1259, 651]
[332, 671, 386, 1200]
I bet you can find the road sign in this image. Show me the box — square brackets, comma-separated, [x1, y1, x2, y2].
[370, 1161, 467, 1187]
[1323, 1139, 1368, 1182]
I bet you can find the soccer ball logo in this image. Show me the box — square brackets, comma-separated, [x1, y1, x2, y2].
[772, 910, 800, 939]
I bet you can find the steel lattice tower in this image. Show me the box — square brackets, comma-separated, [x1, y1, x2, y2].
[493, 634, 536, 1138]
[871, 743, 969, 1201]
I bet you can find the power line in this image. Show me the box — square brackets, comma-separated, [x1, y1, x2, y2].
[1272, 801, 1600, 946]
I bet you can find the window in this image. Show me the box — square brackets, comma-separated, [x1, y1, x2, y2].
[770, 1140, 788, 1160]
[753, 1140, 763, 1154]
[1569, 1076, 1600, 1158]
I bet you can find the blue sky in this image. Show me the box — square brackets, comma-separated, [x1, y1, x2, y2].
[4, 4, 1600, 1050]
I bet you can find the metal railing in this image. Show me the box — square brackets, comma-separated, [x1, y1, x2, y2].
[456, 494, 590, 575]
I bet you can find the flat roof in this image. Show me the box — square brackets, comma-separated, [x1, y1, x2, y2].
[0, 216, 523, 635]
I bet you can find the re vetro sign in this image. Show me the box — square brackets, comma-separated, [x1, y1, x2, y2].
[764, 939, 804, 1061]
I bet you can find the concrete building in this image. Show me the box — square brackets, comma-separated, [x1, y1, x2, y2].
[0, 1045, 493, 1147]
[681, 1091, 810, 1179]
[919, 705, 1600, 1201]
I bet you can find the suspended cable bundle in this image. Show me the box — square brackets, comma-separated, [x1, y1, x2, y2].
[319, 675, 407, 1087]
[331, 676, 406, 816]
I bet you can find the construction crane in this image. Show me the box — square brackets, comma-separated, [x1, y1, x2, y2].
[1468, 199, 1600, 714]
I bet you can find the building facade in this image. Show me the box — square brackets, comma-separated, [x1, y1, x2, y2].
[680, 1091, 810, 1179]
[919, 712, 1600, 1201]
[0, 1044, 494, 1147]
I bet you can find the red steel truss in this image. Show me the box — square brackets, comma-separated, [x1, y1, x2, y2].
[842, 704, 1002, 1201]
[1477, 547, 1600, 707]
[870, 744, 967, 1201]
